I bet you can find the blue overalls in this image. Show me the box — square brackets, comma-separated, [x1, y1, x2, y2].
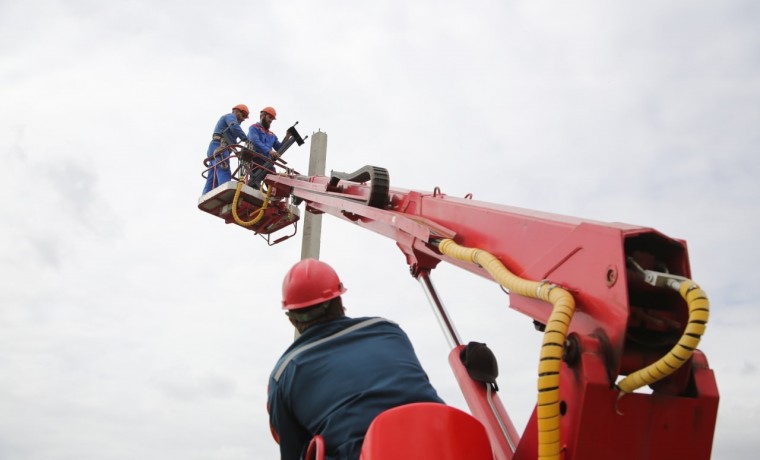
[268, 316, 444, 460]
[247, 122, 283, 187]
[202, 113, 248, 194]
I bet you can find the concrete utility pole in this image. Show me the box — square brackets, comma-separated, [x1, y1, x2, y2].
[294, 131, 327, 340]
[300, 130, 327, 261]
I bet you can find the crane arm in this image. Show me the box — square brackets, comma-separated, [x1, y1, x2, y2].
[198, 163, 719, 460]
[261, 166, 719, 460]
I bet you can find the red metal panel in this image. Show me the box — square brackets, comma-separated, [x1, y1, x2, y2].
[449, 346, 519, 460]
[512, 341, 718, 460]
[360, 402, 494, 460]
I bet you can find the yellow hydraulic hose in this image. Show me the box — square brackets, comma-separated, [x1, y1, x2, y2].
[437, 239, 575, 460]
[231, 180, 273, 227]
[616, 277, 709, 395]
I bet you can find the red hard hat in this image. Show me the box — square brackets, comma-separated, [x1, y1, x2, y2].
[261, 106, 277, 120]
[282, 259, 347, 310]
[232, 104, 250, 117]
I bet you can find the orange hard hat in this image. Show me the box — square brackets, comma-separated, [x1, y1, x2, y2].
[261, 106, 277, 120]
[232, 104, 250, 117]
[282, 259, 346, 310]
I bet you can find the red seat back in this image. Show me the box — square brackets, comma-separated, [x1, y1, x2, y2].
[360, 403, 493, 459]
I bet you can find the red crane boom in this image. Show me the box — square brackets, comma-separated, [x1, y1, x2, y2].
[199, 164, 718, 459]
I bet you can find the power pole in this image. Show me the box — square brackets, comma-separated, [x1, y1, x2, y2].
[300, 131, 326, 261]
[294, 131, 326, 340]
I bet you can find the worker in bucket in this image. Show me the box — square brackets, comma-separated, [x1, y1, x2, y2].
[246, 106, 289, 187]
[202, 104, 251, 194]
[267, 259, 444, 460]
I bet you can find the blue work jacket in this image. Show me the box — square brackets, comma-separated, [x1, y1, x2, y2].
[213, 113, 248, 145]
[268, 316, 444, 460]
[248, 122, 282, 158]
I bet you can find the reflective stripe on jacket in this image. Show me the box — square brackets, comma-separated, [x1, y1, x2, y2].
[268, 316, 443, 460]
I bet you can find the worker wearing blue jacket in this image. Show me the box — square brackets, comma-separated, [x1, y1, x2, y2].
[247, 106, 286, 187]
[268, 259, 444, 460]
[202, 104, 250, 194]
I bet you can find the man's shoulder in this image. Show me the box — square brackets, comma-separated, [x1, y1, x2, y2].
[270, 317, 408, 382]
[337, 316, 398, 328]
[300, 317, 399, 342]
[340, 317, 406, 339]
[352, 316, 398, 326]
[250, 123, 268, 133]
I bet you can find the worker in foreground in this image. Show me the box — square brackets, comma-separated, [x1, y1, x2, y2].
[268, 259, 444, 459]
[202, 104, 250, 194]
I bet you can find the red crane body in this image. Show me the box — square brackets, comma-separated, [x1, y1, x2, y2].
[199, 163, 719, 459]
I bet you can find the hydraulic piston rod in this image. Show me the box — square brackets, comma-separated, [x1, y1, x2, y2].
[418, 270, 461, 348]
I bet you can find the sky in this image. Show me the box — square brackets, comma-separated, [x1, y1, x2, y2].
[1, 0, 759, 459]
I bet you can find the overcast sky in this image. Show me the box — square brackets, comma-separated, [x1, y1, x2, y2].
[1, 0, 759, 459]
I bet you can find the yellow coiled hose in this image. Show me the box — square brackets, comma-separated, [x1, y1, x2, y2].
[231, 180, 273, 227]
[616, 280, 709, 394]
[437, 239, 575, 460]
